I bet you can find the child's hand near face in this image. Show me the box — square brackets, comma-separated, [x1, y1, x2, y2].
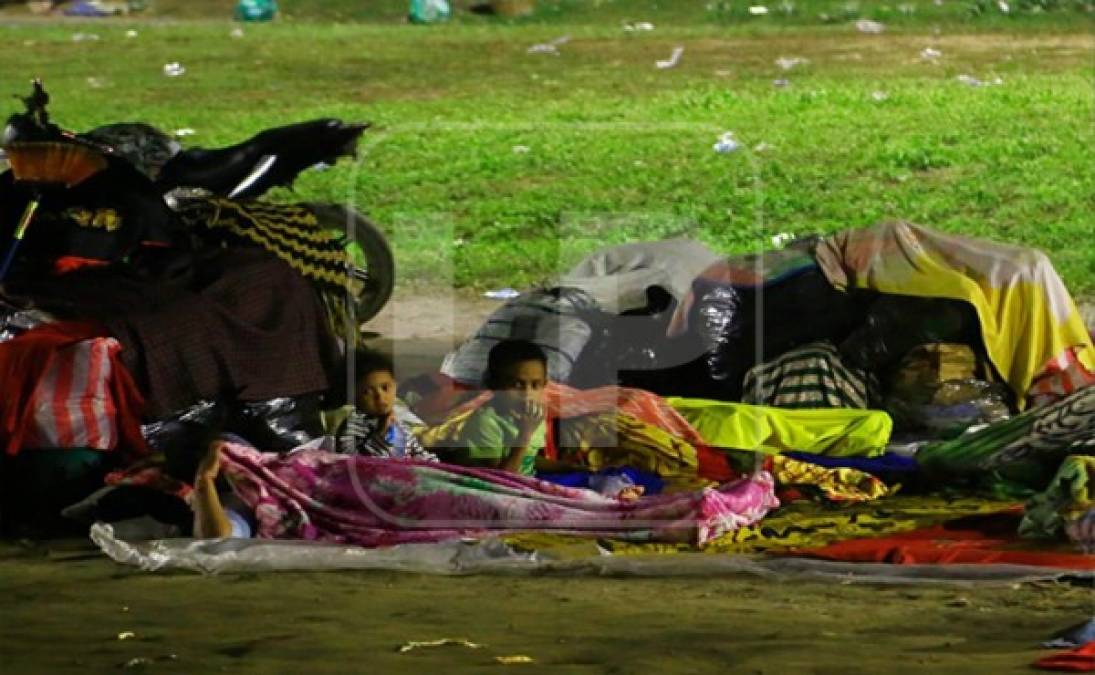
[513, 398, 545, 437]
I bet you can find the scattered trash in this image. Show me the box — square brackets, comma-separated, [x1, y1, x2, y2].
[230, 27, 245, 38]
[125, 29, 138, 38]
[121, 658, 151, 669]
[713, 131, 740, 154]
[71, 33, 101, 42]
[86, 77, 105, 89]
[163, 62, 186, 77]
[496, 655, 536, 664]
[173, 128, 196, 137]
[749, 5, 769, 15]
[871, 90, 889, 101]
[121, 606, 130, 612]
[655, 46, 684, 70]
[117, 631, 136, 641]
[235, 0, 279, 22]
[956, 74, 1003, 88]
[920, 47, 942, 61]
[623, 21, 655, 31]
[119, 654, 177, 669]
[770, 232, 796, 248]
[527, 35, 570, 56]
[946, 596, 972, 608]
[398, 638, 485, 653]
[511, 145, 530, 154]
[484, 288, 521, 300]
[855, 19, 886, 34]
[408, 0, 450, 23]
[65, 1, 129, 17]
[775, 56, 807, 70]
[773, 78, 790, 88]
[997, 0, 1010, 12]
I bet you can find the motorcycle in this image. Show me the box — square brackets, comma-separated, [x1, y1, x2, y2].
[0, 80, 396, 454]
[0, 79, 394, 328]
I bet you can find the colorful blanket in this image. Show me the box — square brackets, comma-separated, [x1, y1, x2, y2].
[1021, 455, 1095, 549]
[219, 443, 778, 548]
[420, 383, 735, 482]
[515, 494, 1016, 556]
[814, 221, 1095, 407]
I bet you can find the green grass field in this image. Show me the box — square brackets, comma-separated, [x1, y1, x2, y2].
[2, 0, 1093, 293]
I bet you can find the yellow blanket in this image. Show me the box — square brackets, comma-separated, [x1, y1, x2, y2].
[814, 221, 1094, 408]
[505, 494, 1015, 555]
[667, 397, 893, 457]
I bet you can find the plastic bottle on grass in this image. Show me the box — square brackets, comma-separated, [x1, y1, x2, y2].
[235, 0, 278, 22]
[409, 0, 451, 24]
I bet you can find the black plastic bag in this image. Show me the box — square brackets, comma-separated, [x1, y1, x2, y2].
[840, 295, 981, 373]
[686, 268, 868, 400]
[225, 394, 324, 454]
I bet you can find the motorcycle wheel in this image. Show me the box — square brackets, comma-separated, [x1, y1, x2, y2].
[304, 202, 395, 326]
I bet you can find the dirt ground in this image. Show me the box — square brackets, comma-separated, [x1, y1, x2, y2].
[1, 537, 1092, 675]
[1, 288, 1093, 674]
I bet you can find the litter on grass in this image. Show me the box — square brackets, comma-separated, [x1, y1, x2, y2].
[656, 46, 684, 70]
[775, 56, 807, 70]
[398, 638, 485, 653]
[855, 20, 886, 34]
[528, 35, 570, 56]
[713, 131, 740, 154]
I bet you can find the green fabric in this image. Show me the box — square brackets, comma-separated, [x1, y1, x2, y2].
[457, 404, 545, 476]
[918, 385, 1094, 479]
[1020, 455, 1095, 539]
[666, 397, 892, 457]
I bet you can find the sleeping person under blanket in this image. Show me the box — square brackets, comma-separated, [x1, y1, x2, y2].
[188, 436, 778, 544]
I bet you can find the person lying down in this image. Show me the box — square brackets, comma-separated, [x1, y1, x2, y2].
[189, 437, 778, 547]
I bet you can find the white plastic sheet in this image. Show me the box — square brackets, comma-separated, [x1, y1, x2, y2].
[90, 523, 1092, 585]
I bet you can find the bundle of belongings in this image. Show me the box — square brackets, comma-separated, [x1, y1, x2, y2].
[2, 169, 1093, 575]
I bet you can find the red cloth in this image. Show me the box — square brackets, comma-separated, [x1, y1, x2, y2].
[0, 321, 147, 458]
[792, 511, 1095, 570]
[1034, 642, 1095, 672]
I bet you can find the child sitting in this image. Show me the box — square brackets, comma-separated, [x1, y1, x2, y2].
[452, 339, 550, 475]
[449, 340, 644, 499]
[338, 350, 437, 461]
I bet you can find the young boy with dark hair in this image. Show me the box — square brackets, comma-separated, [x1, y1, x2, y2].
[338, 350, 437, 461]
[454, 339, 550, 475]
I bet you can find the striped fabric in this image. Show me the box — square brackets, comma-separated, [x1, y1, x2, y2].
[26, 338, 121, 450]
[742, 341, 876, 409]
